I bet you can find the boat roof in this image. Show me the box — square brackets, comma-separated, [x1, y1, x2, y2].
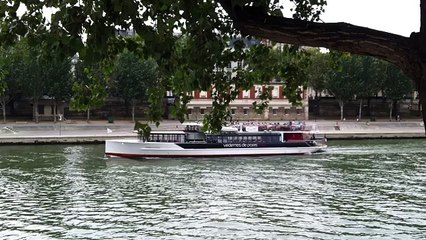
[207, 131, 282, 136]
[182, 122, 203, 126]
[150, 130, 186, 134]
[221, 126, 238, 132]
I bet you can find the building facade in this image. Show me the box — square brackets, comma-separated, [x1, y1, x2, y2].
[179, 52, 310, 122]
[185, 83, 309, 121]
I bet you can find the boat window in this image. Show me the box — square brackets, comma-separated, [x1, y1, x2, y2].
[185, 125, 202, 132]
[206, 135, 214, 143]
[273, 136, 280, 142]
[265, 136, 271, 143]
[148, 133, 185, 142]
[285, 133, 304, 141]
[204, 133, 283, 144]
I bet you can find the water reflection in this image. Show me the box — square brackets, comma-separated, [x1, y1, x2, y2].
[0, 140, 425, 239]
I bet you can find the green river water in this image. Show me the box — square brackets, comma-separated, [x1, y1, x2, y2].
[0, 139, 425, 239]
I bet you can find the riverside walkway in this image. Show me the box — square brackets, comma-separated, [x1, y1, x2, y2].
[0, 119, 425, 144]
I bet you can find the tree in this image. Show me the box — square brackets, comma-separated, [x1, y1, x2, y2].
[2, 40, 29, 119]
[352, 56, 382, 121]
[326, 55, 359, 120]
[3, 1, 426, 132]
[27, 57, 44, 123]
[0, 1, 309, 132]
[71, 63, 107, 122]
[14, 41, 46, 123]
[111, 51, 158, 122]
[217, 0, 426, 133]
[44, 58, 73, 123]
[305, 49, 332, 99]
[14, 41, 72, 123]
[0, 59, 7, 123]
[381, 62, 414, 121]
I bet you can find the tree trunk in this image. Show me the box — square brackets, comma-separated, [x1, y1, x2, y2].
[2, 105, 5, 123]
[419, 81, 426, 134]
[32, 100, 35, 122]
[1, 97, 5, 124]
[338, 99, 344, 121]
[358, 99, 362, 121]
[53, 101, 57, 123]
[389, 101, 393, 121]
[33, 99, 39, 123]
[87, 107, 90, 123]
[131, 99, 136, 123]
[223, 3, 413, 72]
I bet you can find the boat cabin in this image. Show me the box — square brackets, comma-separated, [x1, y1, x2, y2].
[146, 130, 313, 144]
[206, 132, 281, 144]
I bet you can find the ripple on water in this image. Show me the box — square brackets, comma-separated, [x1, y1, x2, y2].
[0, 141, 425, 239]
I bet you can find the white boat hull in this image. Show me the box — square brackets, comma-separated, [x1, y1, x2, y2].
[105, 139, 324, 158]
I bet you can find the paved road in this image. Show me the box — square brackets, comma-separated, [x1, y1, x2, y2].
[0, 119, 425, 144]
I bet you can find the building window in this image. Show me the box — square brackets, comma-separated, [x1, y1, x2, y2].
[296, 108, 302, 115]
[255, 86, 262, 98]
[200, 109, 205, 115]
[284, 108, 289, 115]
[200, 91, 207, 98]
[272, 108, 278, 115]
[231, 109, 236, 115]
[237, 60, 242, 69]
[227, 71, 232, 80]
[272, 87, 279, 98]
[187, 108, 192, 115]
[243, 90, 250, 98]
[243, 109, 248, 115]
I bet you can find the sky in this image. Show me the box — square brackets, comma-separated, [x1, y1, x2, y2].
[320, 0, 420, 37]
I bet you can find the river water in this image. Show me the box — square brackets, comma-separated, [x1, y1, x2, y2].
[0, 139, 425, 239]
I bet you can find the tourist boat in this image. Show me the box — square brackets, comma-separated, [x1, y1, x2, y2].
[105, 122, 327, 158]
